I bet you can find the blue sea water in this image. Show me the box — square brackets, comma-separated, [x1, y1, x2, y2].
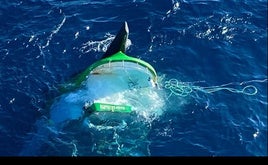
[0, 0, 267, 156]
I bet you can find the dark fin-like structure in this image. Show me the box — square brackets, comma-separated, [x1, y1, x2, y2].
[101, 21, 129, 59]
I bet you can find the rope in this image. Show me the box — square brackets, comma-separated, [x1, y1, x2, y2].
[164, 78, 267, 98]
[164, 79, 193, 97]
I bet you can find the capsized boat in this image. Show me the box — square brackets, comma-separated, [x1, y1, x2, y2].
[54, 21, 159, 121]
[20, 21, 164, 156]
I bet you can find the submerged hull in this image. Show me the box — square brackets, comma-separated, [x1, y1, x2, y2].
[50, 51, 159, 124]
[20, 22, 165, 156]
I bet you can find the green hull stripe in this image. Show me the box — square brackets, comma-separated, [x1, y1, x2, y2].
[72, 51, 157, 89]
[91, 102, 132, 113]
